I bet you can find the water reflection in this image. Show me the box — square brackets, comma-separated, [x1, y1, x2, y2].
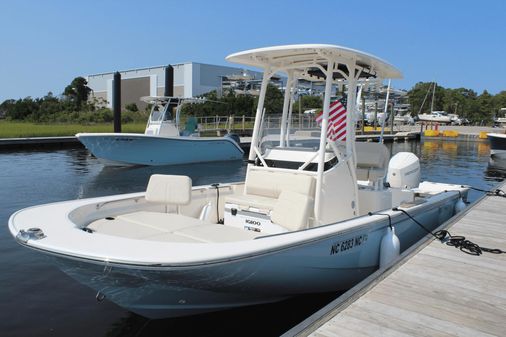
[477, 141, 490, 157]
[105, 293, 339, 337]
[486, 157, 506, 180]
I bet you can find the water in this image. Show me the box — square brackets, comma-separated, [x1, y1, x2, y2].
[0, 140, 503, 337]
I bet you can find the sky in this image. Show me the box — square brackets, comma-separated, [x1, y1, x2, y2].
[0, 0, 505, 102]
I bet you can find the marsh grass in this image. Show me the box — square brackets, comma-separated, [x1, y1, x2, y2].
[0, 121, 146, 138]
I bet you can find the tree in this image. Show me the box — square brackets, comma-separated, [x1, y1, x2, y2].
[260, 84, 284, 114]
[408, 82, 445, 115]
[292, 95, 323, 112]
[476, 90, 494, 124]
[125, 103, 139, 112]
[492, 91, 506, 118]
[64, 77, 92, 110]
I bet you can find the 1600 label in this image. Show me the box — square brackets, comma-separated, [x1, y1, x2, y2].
[330, 234, 368, 255]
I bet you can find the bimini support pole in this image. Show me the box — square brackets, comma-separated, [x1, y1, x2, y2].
[249, 68, 272, 162]
[344, 62, 361, 215]
[279, 70, 294, 147]
[379, 79, 391, 143]
[285, 78, 297, 146]
[345, 66, 357, 158]
[314, 60, 335, 223]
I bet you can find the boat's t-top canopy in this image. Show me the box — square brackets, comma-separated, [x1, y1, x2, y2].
[226, 44, 402, 158]
[141, 96, 207, 127]
[226, 44, 402, 82]
[226, 44, 402, 221]
[140, 96, 208, 105]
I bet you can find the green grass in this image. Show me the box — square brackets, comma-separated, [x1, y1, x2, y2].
[0, 121, 146, 138]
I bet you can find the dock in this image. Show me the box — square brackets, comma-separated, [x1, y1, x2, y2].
[0, 132, 420, 151]
[0, 136, 81, 149]
[284, 182, 506, 337]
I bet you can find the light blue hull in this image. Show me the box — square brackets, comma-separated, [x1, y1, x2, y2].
[76, 133, 244, 166]
[53, 195, 458, 319]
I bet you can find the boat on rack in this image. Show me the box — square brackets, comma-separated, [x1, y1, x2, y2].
[9, 44, 468, 319]
[394, 114, 414, 125]
[76, 96, 244, 166]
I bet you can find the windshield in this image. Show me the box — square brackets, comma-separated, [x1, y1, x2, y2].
[258, 112, 321, 154]
[258, 96, 349, 155]
[149, 103, 172, 122]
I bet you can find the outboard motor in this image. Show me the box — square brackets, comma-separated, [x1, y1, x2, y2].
[224, 133, 241, 145]
[386, 152, 421, 189]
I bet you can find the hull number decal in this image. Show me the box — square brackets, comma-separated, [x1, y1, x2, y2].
[330, 234, 368, 255]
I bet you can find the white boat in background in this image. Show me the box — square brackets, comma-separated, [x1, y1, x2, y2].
[76, 96, 244, 166]
[417, 82, 462, 125]
[418, 110, 452, 123]
[493, 108, 506, 127]
[9, 44, 469, 319]
[394, 114, 414, 125]
[393, 103, 414, 125]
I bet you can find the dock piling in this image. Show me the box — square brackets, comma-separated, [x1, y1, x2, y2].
[113, 71, 121, 133]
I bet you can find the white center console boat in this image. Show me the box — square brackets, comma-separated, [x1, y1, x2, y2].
[9, 44, 468, 319]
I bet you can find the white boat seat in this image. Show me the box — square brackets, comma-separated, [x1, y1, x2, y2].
[245, 169, 315, 198]
[87, 212, 204, 238]
[224, 170, 315, 230]
[173, 224, 261, 242]
[224, 194, 276, 211]
[145, 174, 192, 205]
[115, 211, 204, 231]
[355, 142, 390, 182]
[356, 167, 388, 181]
[87, 211, 261, 242]
[271, 191, 312, 231]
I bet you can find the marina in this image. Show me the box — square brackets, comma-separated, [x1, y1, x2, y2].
[285, 181, 506, 337]
[2, 126, 502, 151]
[0, 139, 502, 336]
[1, 1, 505, 336]
[13, 44, 461, 319]
[2, 44, 505, 337]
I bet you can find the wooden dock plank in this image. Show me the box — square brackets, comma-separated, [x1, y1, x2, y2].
[288, 183, 506, 337]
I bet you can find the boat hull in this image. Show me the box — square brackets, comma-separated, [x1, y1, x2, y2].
[76, 133, 244, 166]
[50, 197, 456, 319]
[488, 133, 506, 160]
[417, 115, 451, 123]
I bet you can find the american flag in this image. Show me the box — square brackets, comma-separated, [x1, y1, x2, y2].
[315, 97, 347, 141]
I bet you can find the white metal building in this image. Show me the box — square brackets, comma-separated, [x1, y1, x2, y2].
[86, 62, 264, 110]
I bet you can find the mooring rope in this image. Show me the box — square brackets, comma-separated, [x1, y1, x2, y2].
[392, 207, 505, 256]
[464, 185, 506, 198]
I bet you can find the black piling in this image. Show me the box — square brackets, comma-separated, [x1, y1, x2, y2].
[113, 71, 121, 133]
[164, 65, 174, 97]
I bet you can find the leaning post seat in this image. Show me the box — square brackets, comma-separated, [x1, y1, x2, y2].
[354, 142, 390, 185]
[224, 168, 316, 232]
[226, 169, 315, 211]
